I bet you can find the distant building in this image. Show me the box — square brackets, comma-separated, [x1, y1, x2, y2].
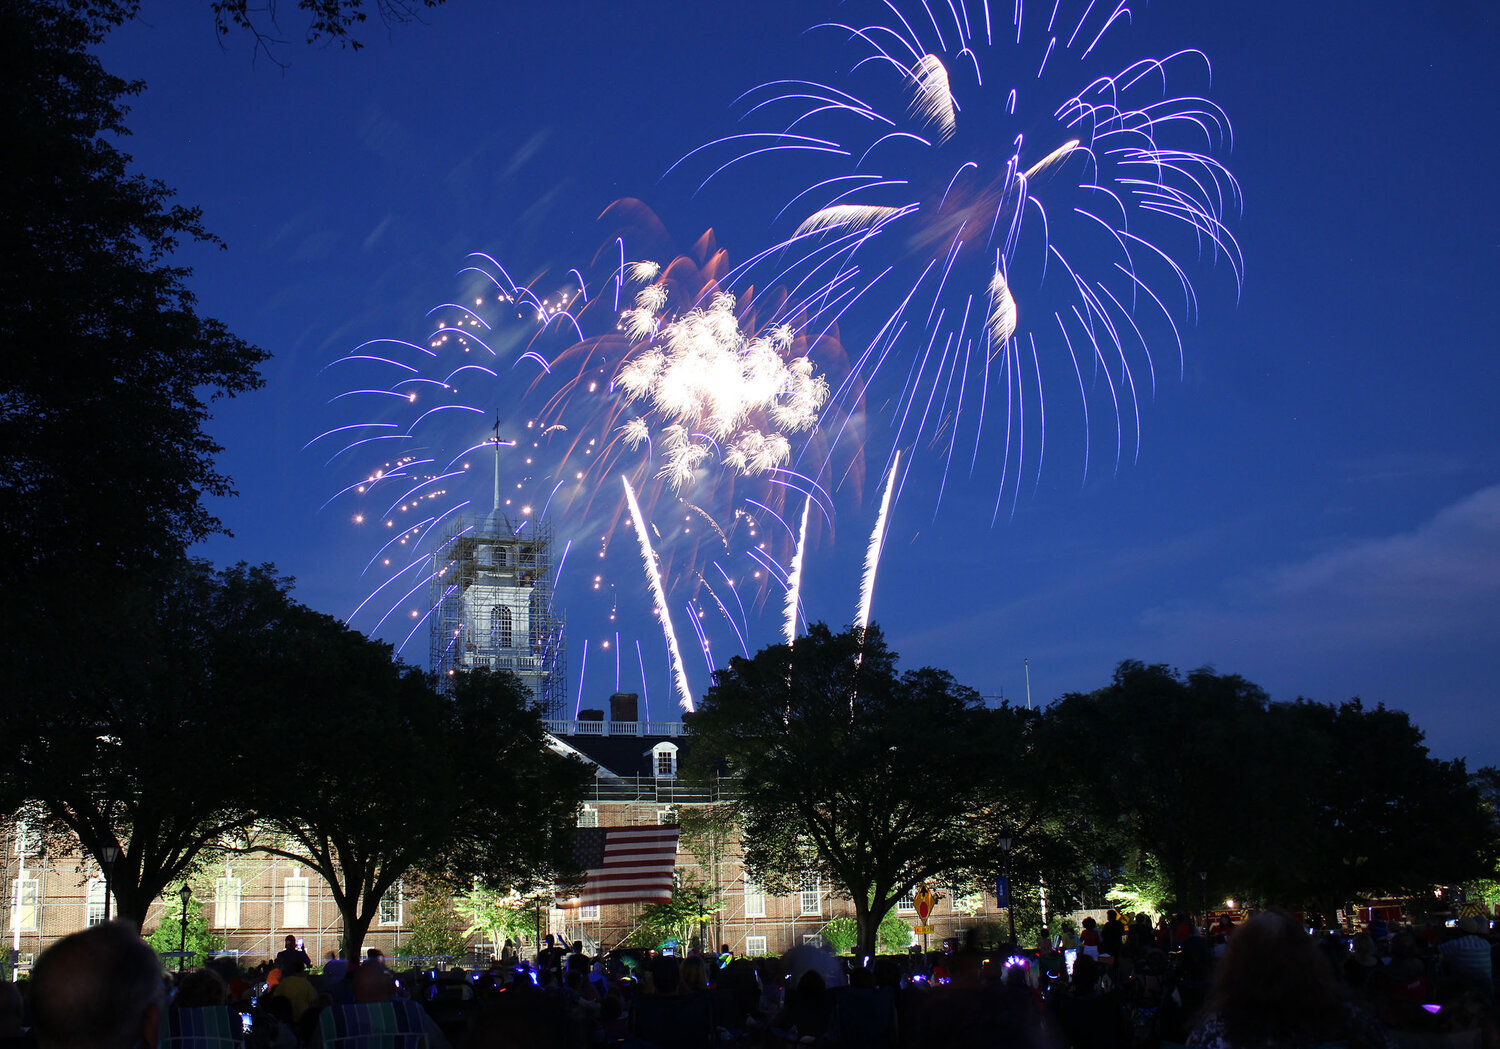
[427, 435, 565, 719]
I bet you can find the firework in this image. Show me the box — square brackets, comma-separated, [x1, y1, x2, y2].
[315, 204, 862, 710]
[319, 1, 1241, 710]
[615, 291, 828, 489]
[691, 0, 1241, 518]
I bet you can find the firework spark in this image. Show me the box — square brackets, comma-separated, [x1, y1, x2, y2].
[909, 54, 958, 143]
[623, 474, 695, 713]
[856, 450, 899, 637]
[784, 495, 812, 646]
[616, 292, 828, 489]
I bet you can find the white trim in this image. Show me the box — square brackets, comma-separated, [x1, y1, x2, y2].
[378, 883, 403, 926]
[798, 874, 821, 917]
[283, 874, 310, 928]
[650, 742, 679, 779]
[743, 878, 766, 918]
[11, 877, 38, 931]
[87, 878, 108, 926]
[215, 876, 242, 929]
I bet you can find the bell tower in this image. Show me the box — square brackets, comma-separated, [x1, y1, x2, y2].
[428, 431, 565, 718]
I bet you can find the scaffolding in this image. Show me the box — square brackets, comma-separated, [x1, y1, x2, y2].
[429, 512, 567, 720]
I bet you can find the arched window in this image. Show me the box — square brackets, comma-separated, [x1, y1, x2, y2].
[490, 605, 513, 648]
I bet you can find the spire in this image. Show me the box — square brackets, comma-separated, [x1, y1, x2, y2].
[487, 420, 518, 535]
[492, 416, 501, 513]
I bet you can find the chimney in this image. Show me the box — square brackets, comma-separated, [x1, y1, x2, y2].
[609, 692, 639, 723]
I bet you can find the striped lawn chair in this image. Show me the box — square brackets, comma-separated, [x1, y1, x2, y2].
[163, 1005, 245, 1049]
[317, 1001, 431, 1049]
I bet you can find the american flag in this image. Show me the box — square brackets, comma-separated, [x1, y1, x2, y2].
[559, 826, 679, 909]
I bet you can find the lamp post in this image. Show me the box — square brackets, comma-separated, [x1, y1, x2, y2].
[999, 834, 1016, 947]
[101, 845, 120, 924]
[177, 884, 192, 974]
[1198, 870, 1207, 928]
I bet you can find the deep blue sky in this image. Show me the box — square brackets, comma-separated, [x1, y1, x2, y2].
[98, 1, 1499, 764]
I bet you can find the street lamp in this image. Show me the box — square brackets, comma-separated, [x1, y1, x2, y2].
[101, 845, 120, 924]
[177, 884, 192, 974]
[999, 834, 1016, 947]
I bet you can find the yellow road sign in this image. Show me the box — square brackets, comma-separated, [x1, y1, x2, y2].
[914, 883, 937, 923]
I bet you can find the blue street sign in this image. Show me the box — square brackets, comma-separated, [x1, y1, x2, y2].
[995, 875, 1010, 909]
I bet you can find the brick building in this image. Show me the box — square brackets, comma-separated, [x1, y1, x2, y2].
[5, 699, 999, 974]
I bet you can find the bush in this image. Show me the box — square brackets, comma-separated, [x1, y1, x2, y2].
[402, 883, 468, 960]
[820, 917, 857, 954]
[818, 912, 912, 954]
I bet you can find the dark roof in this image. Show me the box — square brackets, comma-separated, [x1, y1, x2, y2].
[552, 728, 696, 778]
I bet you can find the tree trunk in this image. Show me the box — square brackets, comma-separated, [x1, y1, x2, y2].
[111, 881, 147, 934]
[854, 898, 880, 959]
[340, 901, 375, 961]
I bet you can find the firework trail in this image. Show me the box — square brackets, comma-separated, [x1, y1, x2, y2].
[856, 450, 900, 637]
[783, 495, 812, 646]
[622, 474, 696, 713]
[684, 0, 1241, 520]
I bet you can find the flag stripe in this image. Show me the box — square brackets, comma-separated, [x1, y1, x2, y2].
[560, 826, 679, 909]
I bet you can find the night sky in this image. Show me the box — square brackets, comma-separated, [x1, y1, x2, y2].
[95, 1, 1499, 765]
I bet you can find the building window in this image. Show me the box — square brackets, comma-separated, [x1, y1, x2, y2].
[490, 606, 513, 649]
[897, 888, 916, 913]
[87, 879, 107, 926]
[743, 878, 766, 919]
[745, 935, 767, 956]
[803, 933, 825, 948]
[379, 883, 403, 926]
[496, 547, 509, 566]
[798, 874, 821, 917]
[580, 904, 600, 921]
[11, 878, 38, 932]
[656, 807, 679, 826]
[577, 805, 599, 828]
[215, 877, 242, 929]
[284, 874, 309, 928]
[651, 742, 678, 779]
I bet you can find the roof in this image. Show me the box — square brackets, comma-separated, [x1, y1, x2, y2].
[546, 722, 695, 778]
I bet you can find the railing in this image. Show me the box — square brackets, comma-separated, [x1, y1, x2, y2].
[486, 655, 543, 670]
[544, 720, 686, 738]
[583, 777, 725, 804]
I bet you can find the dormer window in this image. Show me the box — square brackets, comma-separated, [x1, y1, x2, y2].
[651, 742, 678, 779]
